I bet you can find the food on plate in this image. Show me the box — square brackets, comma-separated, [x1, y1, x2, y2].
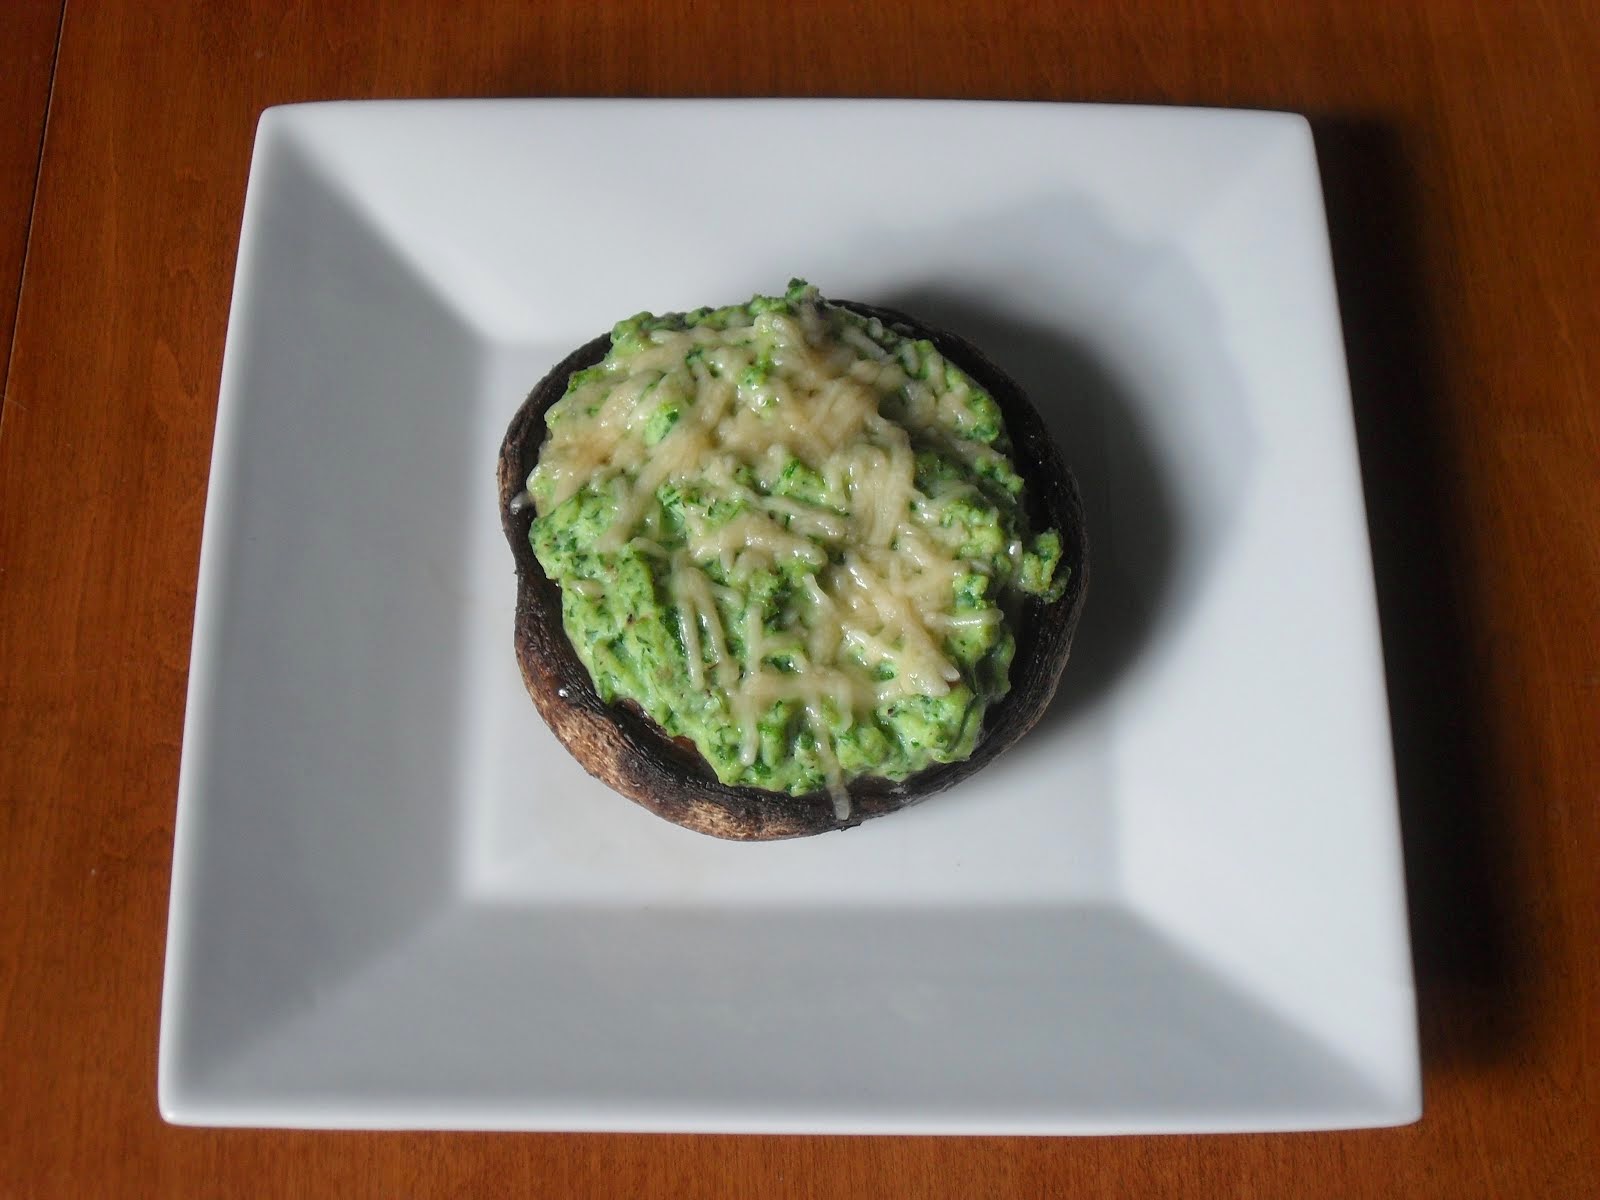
[498, 281, 1086, 839]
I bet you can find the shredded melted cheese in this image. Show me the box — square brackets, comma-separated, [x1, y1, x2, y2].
[528, 286, 1052, 813]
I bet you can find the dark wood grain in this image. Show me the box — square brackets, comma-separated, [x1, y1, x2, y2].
[1, 1, 1595, 1196]
[0, 0, 62, 407]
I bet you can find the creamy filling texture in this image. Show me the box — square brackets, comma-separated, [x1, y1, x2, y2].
[526, 281, 1065, 809]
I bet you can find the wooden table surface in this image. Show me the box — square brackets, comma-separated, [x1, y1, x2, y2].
[2, 1, 1595, 1195]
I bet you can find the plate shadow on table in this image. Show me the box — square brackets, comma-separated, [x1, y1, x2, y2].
[1314, 117, 1531, 1071]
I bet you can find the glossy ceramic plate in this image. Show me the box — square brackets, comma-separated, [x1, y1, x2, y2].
[159, 99, 1419, 1132]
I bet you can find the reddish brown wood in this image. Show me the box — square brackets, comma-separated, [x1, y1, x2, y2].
[0, 0, 62, 406]
[1, 2, 1596, 1196]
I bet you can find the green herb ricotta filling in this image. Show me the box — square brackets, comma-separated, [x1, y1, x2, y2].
[526, 281, 1065, 814]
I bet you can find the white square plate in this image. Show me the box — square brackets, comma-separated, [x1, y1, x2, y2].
[160, 99, 1419, 1132]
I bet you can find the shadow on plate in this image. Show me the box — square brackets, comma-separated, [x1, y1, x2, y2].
[1313, 116, 1531, 1070]
[873, 288, 1181, 736]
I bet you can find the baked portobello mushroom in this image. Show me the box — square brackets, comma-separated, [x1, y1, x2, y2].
[498, 283, 1087, 840]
